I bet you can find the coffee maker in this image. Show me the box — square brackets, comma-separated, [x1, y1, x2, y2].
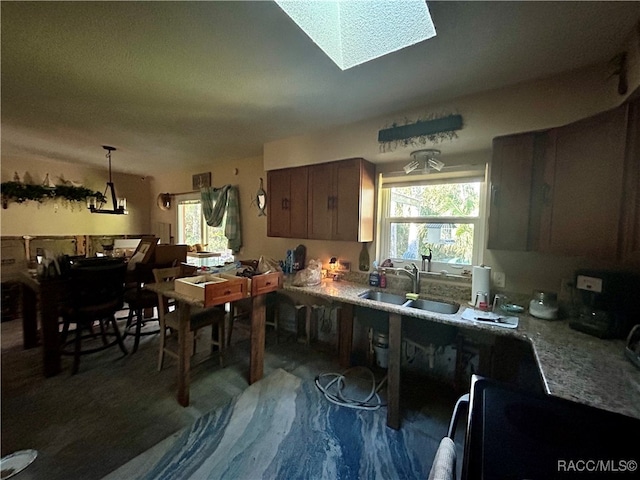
[569, 270, 640, 339]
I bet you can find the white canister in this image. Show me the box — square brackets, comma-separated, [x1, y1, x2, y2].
[529, 290, 559, 320]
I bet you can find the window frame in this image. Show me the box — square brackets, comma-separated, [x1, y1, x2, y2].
[175, 193, 232, 258]
[377, 167, 487, 274]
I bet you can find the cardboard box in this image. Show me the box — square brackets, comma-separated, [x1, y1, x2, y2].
[175, 274, 247, 306]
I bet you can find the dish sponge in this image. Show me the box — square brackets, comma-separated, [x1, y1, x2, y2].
[405, 293, 419, 301]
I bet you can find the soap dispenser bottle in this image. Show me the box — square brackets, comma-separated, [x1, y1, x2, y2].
[379, 269, 387, 288]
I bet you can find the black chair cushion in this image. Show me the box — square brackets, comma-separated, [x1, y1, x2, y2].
[123, 288, 158, 309]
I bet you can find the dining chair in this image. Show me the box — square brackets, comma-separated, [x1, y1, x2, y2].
[123, 263, 162, 353]
[59, 258, 128, 374]
[152, 266, 227, 371]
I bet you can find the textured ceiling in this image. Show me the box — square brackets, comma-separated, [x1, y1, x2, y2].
[2, 1, 639, 175]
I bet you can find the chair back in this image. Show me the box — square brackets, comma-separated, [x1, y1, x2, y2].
[152, 266, 183, 315]
[152, 266, 182, 284]
[68, 259, 127, 314]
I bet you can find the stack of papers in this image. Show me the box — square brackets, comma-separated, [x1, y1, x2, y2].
[461, 308, 519, 329]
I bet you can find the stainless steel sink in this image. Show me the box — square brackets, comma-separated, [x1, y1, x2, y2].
[403, 299, 460, 314]
[358, 290, 407, 305]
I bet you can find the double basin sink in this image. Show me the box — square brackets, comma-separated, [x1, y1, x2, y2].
[358, 290, 460, 315]
[357, 290, 460, 347]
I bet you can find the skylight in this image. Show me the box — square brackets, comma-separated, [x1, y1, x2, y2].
[274, 0, 436, 70]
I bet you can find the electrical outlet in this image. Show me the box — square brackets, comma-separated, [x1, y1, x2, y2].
[492, 271, 506, 288]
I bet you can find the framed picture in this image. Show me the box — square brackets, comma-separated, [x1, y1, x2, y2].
[192, 172, 211, 190]
[127, 236, 159, 270]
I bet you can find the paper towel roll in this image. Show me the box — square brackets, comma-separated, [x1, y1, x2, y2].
[471, 265, 491, 304]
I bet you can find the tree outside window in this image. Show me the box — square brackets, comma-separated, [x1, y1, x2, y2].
[383, 181, 481, 266]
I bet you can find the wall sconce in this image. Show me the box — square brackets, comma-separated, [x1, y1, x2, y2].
[89, 145, 128, 215]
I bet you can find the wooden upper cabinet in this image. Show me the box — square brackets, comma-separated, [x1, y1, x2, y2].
[267, 166, 308, 238]
[307, 158, 376, 242]
[620, 97, 640, 265]
[487, 133, 536, 250]
[306, 163, 334, 240]
[537, 104, 628, 258]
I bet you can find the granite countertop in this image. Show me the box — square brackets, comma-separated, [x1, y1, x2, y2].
[283, 278, 640, 420]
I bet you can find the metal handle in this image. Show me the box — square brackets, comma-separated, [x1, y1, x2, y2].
[491, 185, 499, 206]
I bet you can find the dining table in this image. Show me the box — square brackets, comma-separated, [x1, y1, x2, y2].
[145, 271, 283, 407]
[19, 271, 69, 377]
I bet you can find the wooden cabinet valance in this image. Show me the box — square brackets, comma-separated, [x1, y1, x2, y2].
[267, 158, 376, 242]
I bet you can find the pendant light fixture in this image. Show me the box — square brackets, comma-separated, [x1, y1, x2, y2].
[88, 145, 128, 215]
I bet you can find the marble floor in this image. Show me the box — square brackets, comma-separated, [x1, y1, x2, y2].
[1, 316, 462, 480]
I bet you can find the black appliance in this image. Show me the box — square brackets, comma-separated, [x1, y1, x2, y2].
[462, 375, 640, 480]
[569, 269, 640, 339]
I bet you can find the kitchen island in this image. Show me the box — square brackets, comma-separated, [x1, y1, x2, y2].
[284, 278, 640, 428]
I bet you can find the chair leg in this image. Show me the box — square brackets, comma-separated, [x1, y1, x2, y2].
[125, 308, 134, 330]
[227, 305, 236, 347]
[133, 308, 143, 353]
[109, 315, 128, 355]
[72, 322, 83, 375]
[98, 319, 109, 345]
[218, 322, 225, 367]
[273, 304, 279, 345]
[60, 319, 71, 345]
[158, 324, 166, 371]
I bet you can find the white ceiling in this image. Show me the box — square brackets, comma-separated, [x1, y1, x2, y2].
[2, 1, 639, 175]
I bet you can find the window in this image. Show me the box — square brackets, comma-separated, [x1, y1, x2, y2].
[176, 194, 233, 259]
[378, 167, 486, 273]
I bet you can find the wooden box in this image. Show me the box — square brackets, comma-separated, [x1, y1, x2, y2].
[174, 274, 247, 306]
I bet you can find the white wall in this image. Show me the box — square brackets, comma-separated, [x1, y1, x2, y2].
[264, 60, 632, 171]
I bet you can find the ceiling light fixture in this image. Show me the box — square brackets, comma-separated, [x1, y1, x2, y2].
[274, 0, 436, 70]
[404, 149, 444, 174]
[89, 146, 128, 215]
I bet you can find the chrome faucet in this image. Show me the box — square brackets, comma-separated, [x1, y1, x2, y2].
[389, 263, 420, 293]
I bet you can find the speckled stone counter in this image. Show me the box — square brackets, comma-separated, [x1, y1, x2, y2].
[284, 278, 640, 421]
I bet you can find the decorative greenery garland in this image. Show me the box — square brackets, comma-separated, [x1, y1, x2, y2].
[1, 181, 107, 208]
[378, 112, 463, 153]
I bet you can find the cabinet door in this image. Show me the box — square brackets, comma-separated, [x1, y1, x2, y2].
[288, 167, 308, 239]
[267, 167, 308, 238]
[539, 105, 628, 257]
[307, 163, 334, 240]
[487, 133, 535, 250]
[333, 159, 362, 241]
[267, 169, 291, 237]
[620, 98, 640, 264]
